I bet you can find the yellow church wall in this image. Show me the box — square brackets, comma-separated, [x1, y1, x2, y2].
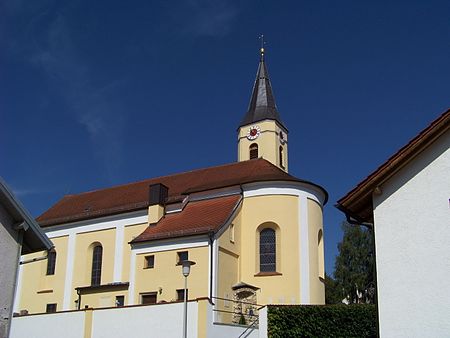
[71, 221, 144, 310]
[307, 198, 325, 304]
[215, 210, 242, 323]
[239, 194, 300, 304]
[196, 298, 209, 338]
[238, 120, 288, 171]
[216, 248, 239, 323]
[122, 223, 148, 281]
[217, 216, 241, 258]
[133, 245, 209, 304]
[18, 235, 68, 313]
[71, 228, 116, 306]
[18, 250, 47, 313]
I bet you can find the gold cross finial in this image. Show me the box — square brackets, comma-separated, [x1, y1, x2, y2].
[259, 34, 265, 59]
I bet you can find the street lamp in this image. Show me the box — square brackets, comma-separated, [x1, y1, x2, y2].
[177, 260, 196, 338]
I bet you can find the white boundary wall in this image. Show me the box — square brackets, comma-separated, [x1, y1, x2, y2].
[9, 300, 266, 338]
[10, 311, 86, 338]
[92, 302, 197, 338]
[373, 131, 450, 337]
[209, 323, 259, 338]
[206, 302, 261, 338]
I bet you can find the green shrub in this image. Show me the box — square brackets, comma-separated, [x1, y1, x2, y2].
[267, 304, 376, 338]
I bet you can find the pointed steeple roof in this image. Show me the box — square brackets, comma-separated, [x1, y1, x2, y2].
[239, 48, 285, 129]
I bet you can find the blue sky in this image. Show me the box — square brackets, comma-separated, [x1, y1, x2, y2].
[1, 0, 449, 275]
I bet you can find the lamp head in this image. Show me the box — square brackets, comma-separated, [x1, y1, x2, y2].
[177, 260, 196, 277]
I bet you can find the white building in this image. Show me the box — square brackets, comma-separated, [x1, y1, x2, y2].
[0, 177, 53, 338]
[337, 109, 450, 337]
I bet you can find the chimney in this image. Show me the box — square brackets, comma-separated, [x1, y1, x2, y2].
[148, 183, 168, 224]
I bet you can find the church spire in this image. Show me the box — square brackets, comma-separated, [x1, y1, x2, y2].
[237, 39, 289, 172]
[239, 41, 285, 129]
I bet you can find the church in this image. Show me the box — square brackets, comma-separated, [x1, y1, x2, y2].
[15, 47, 327, 325]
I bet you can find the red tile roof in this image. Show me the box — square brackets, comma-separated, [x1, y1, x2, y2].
[37, 159, 327, 226]
[336, 108, 450, 222]
[131, 195, 241, 243]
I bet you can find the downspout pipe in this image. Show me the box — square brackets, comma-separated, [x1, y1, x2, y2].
[208, 231, 214, 303]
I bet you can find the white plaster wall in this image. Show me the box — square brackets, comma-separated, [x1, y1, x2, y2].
[373, 131, 450, 337]
[258, 307, 267, 338]
[209, 323, 259, 338]
[9, 311, 85, 338]
[91, 302, 198, 338]
[9, 300, 265, 338]
[206, 301, 260, 338]
[0, 205, 21, 338]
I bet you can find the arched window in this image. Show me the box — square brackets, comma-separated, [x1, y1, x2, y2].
[46, 250, 56, 275]
[91, 245, 103, 286]
[318, 229, 324, 279]
[249, 143, 258, 160]
[260, 228, 276, 272]
[279, 146, 284, 168]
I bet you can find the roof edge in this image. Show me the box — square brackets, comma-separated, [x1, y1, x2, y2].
[38, 202, 148, 227]
[0, 177, 53, 251]
[186, 177, 328, 205]
[131, 195, 243, 244]
[336, 108, 450, 217]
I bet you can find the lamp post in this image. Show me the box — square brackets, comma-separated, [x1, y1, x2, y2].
[177, 260, 196, 338]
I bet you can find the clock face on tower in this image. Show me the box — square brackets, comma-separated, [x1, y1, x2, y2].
[247, 125, 261, 140]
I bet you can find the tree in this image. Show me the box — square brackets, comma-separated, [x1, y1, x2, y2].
[334, 221, 376, 304]
[324, 273, 342, 304]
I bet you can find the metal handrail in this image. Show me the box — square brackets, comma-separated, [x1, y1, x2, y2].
[238, 317, 259, 338]
[211, 295, 260, 336]
[212, 308, 258, 318]
[211, 296, 263, 307]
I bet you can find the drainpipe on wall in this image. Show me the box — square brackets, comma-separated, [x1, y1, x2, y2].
[208, 232, 214, 303]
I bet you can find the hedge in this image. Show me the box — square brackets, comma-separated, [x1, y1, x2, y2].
[267, 304, 377, 338]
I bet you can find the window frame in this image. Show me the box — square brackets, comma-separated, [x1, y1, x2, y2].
[144, 255, 155, 269]
[177, 251, 188, 264]
[176, 289, 188, 302]
[46, 250, 56, 275]
[46, 303, 57, 313]
[140, 292, 157, 305]
[318, 229, 325, 280]
[230, 224, 235, 243]
[259, 228, 277, 273]
[115, 295, 125, 307]
[279, 146, 285, 169]
[91, 244, 103, 286]
[249, 143, 258, 160]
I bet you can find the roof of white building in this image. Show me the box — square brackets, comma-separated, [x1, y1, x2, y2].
[336, 108, 449, 223]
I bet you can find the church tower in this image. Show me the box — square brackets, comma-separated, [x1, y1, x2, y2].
[238, 46, 288, 172]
